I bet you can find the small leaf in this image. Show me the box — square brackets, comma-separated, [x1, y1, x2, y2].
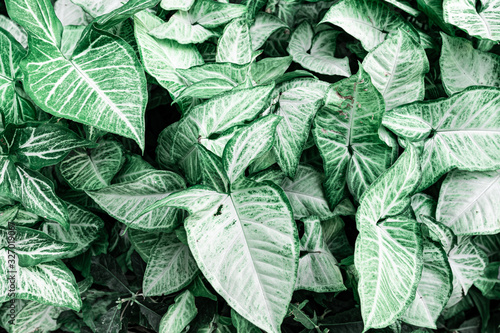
[216, 18, 252, 65]
[420, 215, 456, 254]
[159, 290, 197, 333]
[250, 12, 287, 51]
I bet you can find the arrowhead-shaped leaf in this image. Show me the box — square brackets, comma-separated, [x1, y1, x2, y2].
[363, 29, 429, 110]
[250, 12, 287, 51]
[159, 290, 197, 333]
[382, 87, 500, 191]
[216, 19, 252, 65]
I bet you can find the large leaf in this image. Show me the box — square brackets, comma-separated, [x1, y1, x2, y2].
[443, 0, 500, 41]
[6, 0, 148, 150]
[313, 67, 393, 207]
[0, 249, 81, 310]
[0, 226, 76, 266]
[223, 115, 281, 183]
[440, 33, 500, 95]
[0, 14, 28, 48]
[0, 299, 66, 333]
[86, 170, 186, 231]
[8, 123, 94, 169]
[437, 169, 500, 235]
[134, 10, 203, 107]
[250, 12, 287, 51]
[401, 240, 453, 328]
[143, 232, 199, 296]
[216, 19, 252, 65]
[382, 87, 500, 191]
[296, 218, 345, 293]
[320, 0, 419, 51]
[159, 84, 274, 184]
[60, 140, 123, 190]
[42, 202, 104, 257]
[159, 290, 197, 333]
[288, 22, 350, 77]
[363, 29, 429, 110]
[145, 180, 299, 333]
[271, 79, 328, 177]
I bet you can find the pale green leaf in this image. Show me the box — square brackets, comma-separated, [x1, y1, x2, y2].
[417, 0, 454, 35]
[401, 240, 453, 328]
[113, 153, 154, 184]
[420, 215, 456, 254]
[440, 33, 500, 95]
[0, 249, 81, 310]
[216, 19, 252, 65]
[198, 143, 229, 193]
[146, 180, 299, 333]
[0, 205, 40, 227]
[251, 56, 292, 86]
[128, 228, 161, 262]
[160, 0, 195, 11]
[382, 0, 420, 16]
[223, 115, 281, 183]
[159, 290, 197, 333]
[411, 193, 437, 222]
[60, 140, 124, 190]
[0, 14, 27, 48]
[174, 78, 236, 102]
[134, 10, 204, 103]
[42, 202, 104, 258]
[363, 29, 429, 110]
[313, 67, 393, 207]
[55, 0, 92, 26]
[443, 0, 500, 41]
[231, 308, 261, 333]
[382, 87, 500, 191]
[320, 0, 419, 51]
[9, 124, 95, 169]
[288, 22, 350, 77]
[188, 0, 247, 28]
[0, 299, 65, 333]
[60, 25, 85, 58]
[272, 79, 328, 177]
[250, 12, 287, 51]
[177, 62, 247, 85]
[149, 11, 218, 45]
[0, 226, 77, 266]
[143, 232, 199, 296]
[86, 170, 186, 231]
[94, 0, 161, 30]
[296, 218, 345, 293]
[437, 169, 500, 235]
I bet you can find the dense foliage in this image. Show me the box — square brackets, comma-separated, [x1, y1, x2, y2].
[0, 0, 499, 332]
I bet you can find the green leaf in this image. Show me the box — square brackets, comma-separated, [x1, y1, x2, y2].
[54, 0, 91, 26]
[186, 0, 247, 28]
[146, 180, 299, 333]
[401, 240, 453, 328]
[216, 19, 252, 65]
[320, 0, 419, 51]
[271, 79, 327, 177]
[161, 84, 274, 184]
[143, 232, 199, 296]
[420, 215, 456, 254]
[231, 308, 261, 333]
[0, 205, 40, 227]
[128, 228, 161, 262]
[411, 193, 437, 222]
[382, 87, 500, 191]
[94, 304, 122, 333]
[382, 0, 420, 16]
[251, 56, 292, 85]
[288, 22, 350, 77]
[134, 10, 204, 106]
[0, 299, 66, 333]
[437, 170, 500, 235]
[42, 202, 105, 258]
[8, 123, 95, 169]
[417, 0, 454, 35]
[447, 237, 488, 307]
[474, 262, 500, 299]
[355, 216, 423, 330]
[440, 33, 500, 95]
[60, 140, 123, 190]
[149, 11, 218, 45]
[0, 14, 28, 48]
[6, 0, 148, 150]
[159, 290, 197, 333]
[313, 67, 393, 207]
[71, 0, 126, 17]
[94, 0, 161, 30]
[223, 115, 281, 183]
[0, 226, 77, 266]
[252, 165, 342, 221]
[363, 29, 429, 110]
[113, 153, 155, 184]
[160, 0, 195, 11]
[443, 0, 500, 41]
[174, 78, 236, 102]
[296, 217, 345, 293]
[0, 249, 81, 310]
[177, 62, 247, 86]
[250, 12, 287, 51]
[86, 170, 186, 231]
[198, 143, 229, 193]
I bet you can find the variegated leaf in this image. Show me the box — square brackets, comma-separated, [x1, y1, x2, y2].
[198, 143, 229, 193]
[54, 0, 91, 26]
[86, 170, 186, 231]
[0, 14, 27, 48]
[216, 19, 252, 65]
[145, 180, 299, 333]
[363, 29, 429, 110]
[0, 205, 40, 227]
[420, 215, 456, 254]
[113, 153, 154, 184]
[71, 0, 127, 17]
[411, 193, 437, 222]
[0, 299, 65, 333]
[174, 78, 236, 102]
[159, 290, 197, 333]
[437, 169, 500, 235]
[93, 0, 160, 30]
[160, 0, 195, 11]
[320, 0, 419, 51]
[313, 67, 393, 207]
[382, 0, 420, 16]
[187, 0, 246, 28]
[60, 140, 123, 190]
[128, 228, 161, 262]
[143, 232, 199, 296]
[288, 22, 350, 77]
[223, 115, 281, 183]
[443, 0, 500, 41]
[250, 12, 287, 51]
[296, 218, 345, 293]
[6, 0, 148, 150]
[382, 87, 500, 191]
[401, 240, 453, 328]
[440, 33, 500, 95]
[417, 0, 454, 34]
